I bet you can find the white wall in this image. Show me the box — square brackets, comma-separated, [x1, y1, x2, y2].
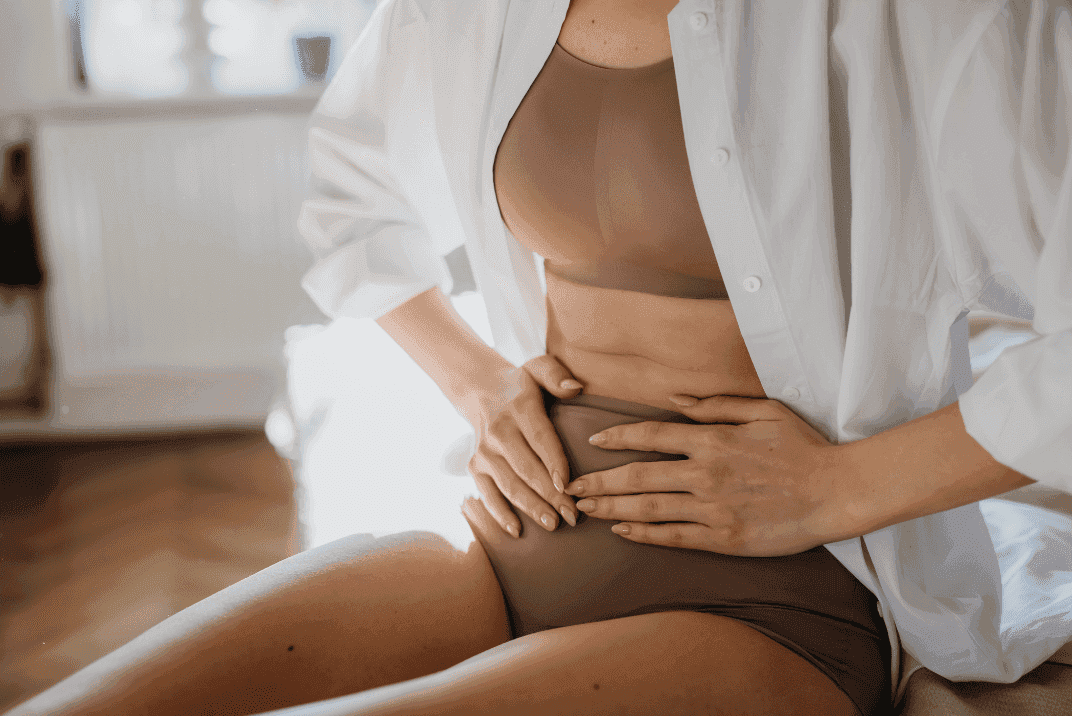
[0, 0, 70, 113]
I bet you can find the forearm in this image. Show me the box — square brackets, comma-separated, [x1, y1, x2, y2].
[838, 400, 1036, 536]
[374, 287, 516, 421]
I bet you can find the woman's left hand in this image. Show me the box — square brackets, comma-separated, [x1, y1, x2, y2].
[565, 394, 862, 557]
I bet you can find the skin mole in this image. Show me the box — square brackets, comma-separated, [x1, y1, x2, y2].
[593, 683, 600, 690]
[288, 645, 295, 652]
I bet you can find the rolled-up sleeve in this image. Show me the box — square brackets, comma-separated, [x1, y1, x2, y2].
[951, 2, 1072, 492]
[297, 0, 455, 321]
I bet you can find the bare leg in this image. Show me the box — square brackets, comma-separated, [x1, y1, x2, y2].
[249, 610, 862, 716]
[4, 531, 512, 716]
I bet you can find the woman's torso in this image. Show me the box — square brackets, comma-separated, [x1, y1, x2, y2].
[494, 0, 766, 412]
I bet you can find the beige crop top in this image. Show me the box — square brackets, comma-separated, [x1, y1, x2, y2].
[494, 41, 729, 301]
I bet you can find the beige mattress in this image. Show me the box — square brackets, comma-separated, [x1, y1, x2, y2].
[896, 661, 1072, 716]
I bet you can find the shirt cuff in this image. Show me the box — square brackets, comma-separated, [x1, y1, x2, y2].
[958, 331, 1072, 492]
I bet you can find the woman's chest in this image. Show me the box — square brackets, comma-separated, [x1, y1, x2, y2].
[557, 0, 680, 68]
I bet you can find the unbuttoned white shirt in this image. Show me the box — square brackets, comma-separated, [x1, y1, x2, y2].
[297, 0, 1072, 706]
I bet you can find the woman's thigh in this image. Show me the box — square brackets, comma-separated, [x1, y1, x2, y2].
[290, 610, 862, 716]
[7, 530, 512, 716]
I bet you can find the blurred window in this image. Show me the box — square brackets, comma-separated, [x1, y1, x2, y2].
[80, 0, 189, 97]
[204, 0, 374, 95]
[72, 0, 376, 98]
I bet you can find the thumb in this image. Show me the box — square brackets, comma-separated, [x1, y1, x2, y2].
[670, 394, 782, 423]
[523, 354, 585, 397]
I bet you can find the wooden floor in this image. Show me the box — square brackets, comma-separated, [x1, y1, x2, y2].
[0, 430, 301, 712]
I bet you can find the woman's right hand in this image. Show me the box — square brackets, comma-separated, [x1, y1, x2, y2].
[460, 354, 584, 538]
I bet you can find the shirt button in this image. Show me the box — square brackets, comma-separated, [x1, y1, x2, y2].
[781, 387, 800, 400]
[689, 11, 708, 30]
[713, 148, 730, 166]
[742, 276, 762, 292]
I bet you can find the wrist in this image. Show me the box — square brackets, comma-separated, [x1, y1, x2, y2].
[815, 442, 882, 541]
[827, 402, 1036, 536]
[826, 441, 887, 538]
[452, 361, 517, 427]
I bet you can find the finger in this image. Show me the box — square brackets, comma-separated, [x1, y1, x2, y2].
[460, 495, 507, 539]
[484, 450, 564, 532]
[493, 423, 576, 525]
[589, 420, 715, 457]
[524, 354, 585, 397]
[575, 492, 702, 524]
[512, 405, 572, 495]
[566, 460, 694, 497]
[471, 472, 521, 538]
[610, 521, 713, 550]
[670, 394, 785, 424]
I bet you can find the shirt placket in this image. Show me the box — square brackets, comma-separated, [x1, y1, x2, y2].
[670, 0, 817, 417]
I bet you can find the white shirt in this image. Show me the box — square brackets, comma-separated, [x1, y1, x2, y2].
[297, 0, 1072, 706]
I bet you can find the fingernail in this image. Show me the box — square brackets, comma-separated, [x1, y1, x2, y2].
[669, 394, 698, 407]
[588, 433, 607, 445]
[507, 523, 520, 538]
[560, 379, 583, 390]
[565, 479, 585, 496]
[559, 506, 576, 527]
[541, 513, 556, 530]
[552, 470, 564, 493]
[576, 498, 597, 512]
[611, 523, 631, 535]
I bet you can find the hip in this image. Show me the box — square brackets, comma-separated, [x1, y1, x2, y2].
[466, 388, 884, 634]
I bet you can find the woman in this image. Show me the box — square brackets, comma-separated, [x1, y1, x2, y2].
[8, 0, 1072, 714]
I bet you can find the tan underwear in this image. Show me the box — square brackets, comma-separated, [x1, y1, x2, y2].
[465, 390, 892, 716]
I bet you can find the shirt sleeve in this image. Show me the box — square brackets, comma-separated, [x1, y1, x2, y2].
[296, 0, 456, 322]
[952, 2, 1072, 492]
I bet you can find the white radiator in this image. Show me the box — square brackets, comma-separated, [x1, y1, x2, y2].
[37, 113, 322, 375]
[5, 112, 327, 434]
